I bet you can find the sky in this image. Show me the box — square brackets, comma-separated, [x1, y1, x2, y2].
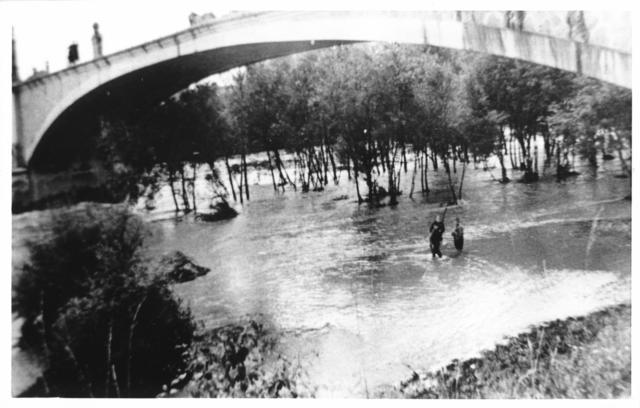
[8, 1, 234, 77]
[6, 1, 633, 81]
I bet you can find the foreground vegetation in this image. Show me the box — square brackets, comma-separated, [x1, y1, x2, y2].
[159, 320, 316, 398]
[13, 207, 196, 397]
[393, 303, 631, 399]
[13, 207, 312, 398]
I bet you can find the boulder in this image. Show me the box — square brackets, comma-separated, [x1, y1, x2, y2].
[159, 251, 210, 283]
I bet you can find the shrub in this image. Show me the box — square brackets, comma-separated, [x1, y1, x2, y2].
[13, 206, 196, 397]
[160, 320, 316, 398]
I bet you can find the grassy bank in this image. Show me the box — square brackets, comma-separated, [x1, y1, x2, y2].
[392, 303, 631, 398]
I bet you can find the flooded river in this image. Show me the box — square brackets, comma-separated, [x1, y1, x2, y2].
[13, 155, 631, 397]
[150, 156, 630, 396]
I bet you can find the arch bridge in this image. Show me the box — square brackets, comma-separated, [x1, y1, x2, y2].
[12, 10, 631, 173]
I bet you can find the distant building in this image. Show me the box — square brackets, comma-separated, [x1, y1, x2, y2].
[92, 23, 103, 58]
[189, 12, 216, 27]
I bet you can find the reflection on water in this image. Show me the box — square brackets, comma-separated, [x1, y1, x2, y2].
[12, 157, 631, 397]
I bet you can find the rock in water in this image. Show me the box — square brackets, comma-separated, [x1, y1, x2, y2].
[197, 202, 238, 222]
[159, 250, 210, 283]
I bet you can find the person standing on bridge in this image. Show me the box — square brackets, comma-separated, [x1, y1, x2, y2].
[68, 42, 79, 65]
[92, 23, 103, 59]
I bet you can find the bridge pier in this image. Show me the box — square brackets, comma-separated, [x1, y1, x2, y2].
[12, 162, 107, 213]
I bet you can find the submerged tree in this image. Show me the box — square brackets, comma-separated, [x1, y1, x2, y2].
[99, 83, 233, 213]
[94, 43, 624, 213]
[549, 78, 631, 176]
[473, 56, 576, 181]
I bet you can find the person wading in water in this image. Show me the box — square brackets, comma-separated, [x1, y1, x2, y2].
[452, 217, 464, 251]
[429, 209, 446, 259]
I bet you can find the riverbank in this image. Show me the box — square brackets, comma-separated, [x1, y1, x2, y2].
[388, 303, 631, 398]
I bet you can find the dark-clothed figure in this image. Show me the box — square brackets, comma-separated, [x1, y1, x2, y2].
[92, 23, 103, 59]
[452, 217, 464, 251]
[68, 43, 79, 65]
[429, 215, 445, 258]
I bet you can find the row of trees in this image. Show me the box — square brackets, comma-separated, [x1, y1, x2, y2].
[98, 44, 631, 210]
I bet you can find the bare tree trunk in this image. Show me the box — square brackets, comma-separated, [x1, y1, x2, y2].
[327, 145, 339, 183]
[224, 156, 237, 202]
[274, 148, 295, 191]
[209, 166, 223, 195]
[423, 151, 430, 193]
[111, 365, 121, 397]
[178, 166, 191, 212]
[346, 156, 352, 180]
[167, 171, 181, 212]
[312, 148, 325, 186]
[386, 146, 398, 205]
[60, 320, 95, 397]
[320, 143, 329, 185]
[556, 145, 563, 179]
[402, 145, 408, 173]
[191, 162, 197, 214]
[409, 152, 418, 198]
[238, 164, 244, 204]
[509, 136, 516, 169]
[420, 152, 424, 192]
[365, 165, 375, 204]
[458, 156, 467, 199]
[543, 129, 552, 162]
[452, 150, 457, 174]
[242, 152, 250, 200]
[237, 166, 244, 204]
[443, 158, 457, 204]
[126, 295, 147, 396]
[498, 149, 509, 182]
[353, 160, 363, 203]
[266, 150, 278, 191]
[307, 148, 319, 189]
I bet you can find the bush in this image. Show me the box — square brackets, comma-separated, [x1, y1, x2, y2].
[160, 320, 316, 398]
[13, 206, 196, 397]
